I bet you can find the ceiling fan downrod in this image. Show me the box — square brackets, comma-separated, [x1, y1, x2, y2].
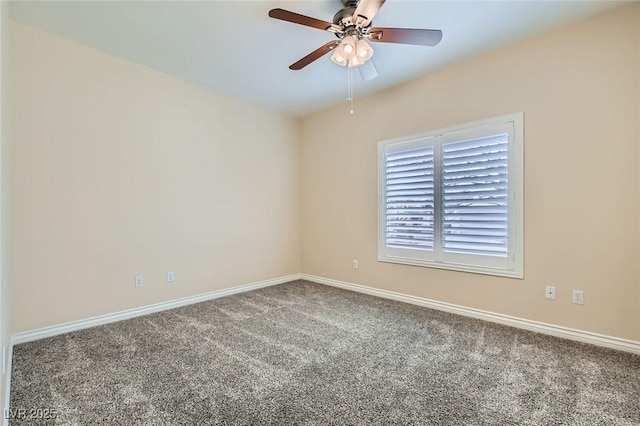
[340, 0, 359, 7]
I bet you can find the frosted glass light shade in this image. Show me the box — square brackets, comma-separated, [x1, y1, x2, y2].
[339, 36, 357, 59]
[331, 49, 347, 66]
[356, 39, 374, 61]
[348, 56, 362, 68]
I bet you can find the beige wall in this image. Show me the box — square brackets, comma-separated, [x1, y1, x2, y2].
[301, 4, 640, 341]
[637, 4, 640, 329]
[1, 0, 11, 417]
[10, 22, 301, 333]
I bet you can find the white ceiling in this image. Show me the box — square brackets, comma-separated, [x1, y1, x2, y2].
[9, 0, 623, 117]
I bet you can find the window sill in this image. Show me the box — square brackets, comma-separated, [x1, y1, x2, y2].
[378, 255, 524, 279]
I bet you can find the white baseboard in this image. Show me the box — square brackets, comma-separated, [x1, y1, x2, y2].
[11, 271, 640, 356]
[12, 274, 303, 345]
[302, 274, 640, 355]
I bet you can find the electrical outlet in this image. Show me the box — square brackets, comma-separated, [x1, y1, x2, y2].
[135, 275, 144, 288]
[545, 285, 556, 300]
[352, 260, 359, 269]
[572, 290, 584, 305]
[167, 271, 175, 283]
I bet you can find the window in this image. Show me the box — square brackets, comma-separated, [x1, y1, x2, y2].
[378, 113, 523, 278]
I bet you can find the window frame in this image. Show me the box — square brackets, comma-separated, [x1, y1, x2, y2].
[378, 113, 524, 279]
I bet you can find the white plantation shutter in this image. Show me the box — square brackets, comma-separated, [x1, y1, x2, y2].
[385, 147, 435, 250]
[379, 113, 523, 278]
[442, 135, 509, 257]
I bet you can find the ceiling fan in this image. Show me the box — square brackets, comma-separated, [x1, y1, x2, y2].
[268, 0, 443, 80]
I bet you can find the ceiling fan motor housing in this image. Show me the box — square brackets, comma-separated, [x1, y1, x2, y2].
[333, 7, 357, 28]
[340, 0, 359, 8]
[333, 6, 372, 39]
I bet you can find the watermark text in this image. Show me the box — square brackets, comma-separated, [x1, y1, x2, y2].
[4, 408, 59, 420]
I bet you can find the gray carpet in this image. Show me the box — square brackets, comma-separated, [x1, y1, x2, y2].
[9, 280, 640, 425]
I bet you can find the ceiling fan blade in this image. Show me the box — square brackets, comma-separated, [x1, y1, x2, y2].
[358, 59, 378, 81]
[368, 28, 443, 46]
[352, 0, 386, 28]
[289, 41, 340, 70]
[269, 8, 342, 33]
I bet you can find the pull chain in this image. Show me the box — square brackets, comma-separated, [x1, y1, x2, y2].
[346, 62, 350, 101]
[346, 61, 354, 114]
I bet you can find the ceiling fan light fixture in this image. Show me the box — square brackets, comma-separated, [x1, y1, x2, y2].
[337, 35, 373, 68]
